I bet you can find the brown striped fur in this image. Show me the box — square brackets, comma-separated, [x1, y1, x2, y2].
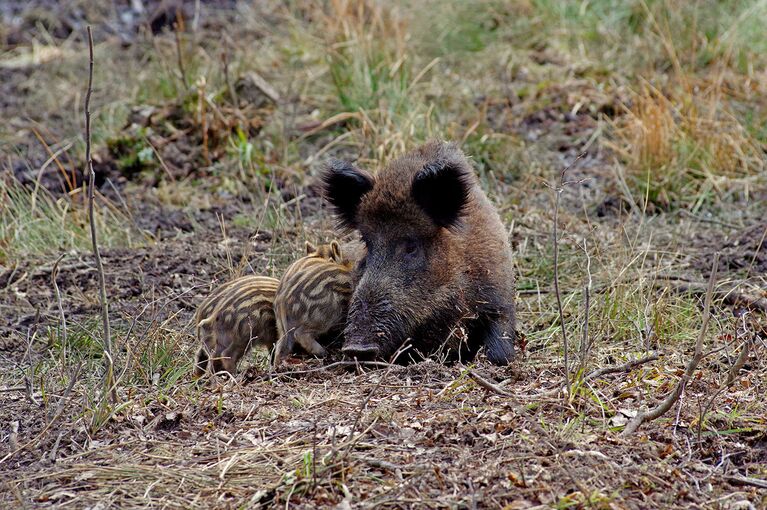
[272, 241, 353, 365]
[194, 275, 279, 377]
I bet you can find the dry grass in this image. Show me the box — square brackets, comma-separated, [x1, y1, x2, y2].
[608, 80, 765, 210]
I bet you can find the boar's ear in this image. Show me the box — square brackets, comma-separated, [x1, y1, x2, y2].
[321, 160, 374, 230]
[411, 160, 471, 229]
[305, 241, 317, 255]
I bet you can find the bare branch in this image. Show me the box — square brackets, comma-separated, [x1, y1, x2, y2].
[621, 253, 719, 436]
[724, 475, 767, 490]
[553, 181, 571, 396]
[85, 26, 116, 403]
[551, 155, 584, 398]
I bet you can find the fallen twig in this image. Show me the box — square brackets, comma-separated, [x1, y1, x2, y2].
[621, 253, 719, 436]
[661, 280, 767, 313]
[724, 474, 767, 490]
[354, 455, 407, 473]
[468, 370, 512, 396]
[0, 386, 26, 393]
[246, 360, 396, 382]
[583, 352, 660, 381]
[528, 352, 660, 399]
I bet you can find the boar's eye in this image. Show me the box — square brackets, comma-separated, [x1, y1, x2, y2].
[401, 238, 422, 261]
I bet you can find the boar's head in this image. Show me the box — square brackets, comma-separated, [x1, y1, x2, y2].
[321, 141, 487, 362]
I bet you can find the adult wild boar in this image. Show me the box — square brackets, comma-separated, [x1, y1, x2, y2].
[321, 140, 516, 365]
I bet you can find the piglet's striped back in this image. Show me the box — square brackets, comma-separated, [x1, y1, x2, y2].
[195, 275, 279, 377]
[272, 241, 353, 365]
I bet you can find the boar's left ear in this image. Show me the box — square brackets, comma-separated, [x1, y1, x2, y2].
[305, 241, 317, 255]
[321, 160, 375, 230]
[411, 160, 471, 229]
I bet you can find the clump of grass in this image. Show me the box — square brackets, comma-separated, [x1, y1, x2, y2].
[609, 83, 764, 209]
[322, 0, 409, 114]
[0, 177, 140, 265]
[413, 0, 518, 57]
[127, 324, 191, 391]
[107, 127, 157, 176]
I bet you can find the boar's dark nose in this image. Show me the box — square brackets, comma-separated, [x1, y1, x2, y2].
[342, 341, 380, 361]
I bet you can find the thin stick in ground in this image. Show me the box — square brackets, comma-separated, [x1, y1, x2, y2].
[552, 182, 571, 396]
[85, 26, 117, 404]
[621, 253, 719, 436]
[174, 20, 188, 89]
[551, 153, 585, 397]
[50, 254, 67, 358]
[581, 352, 660, 383]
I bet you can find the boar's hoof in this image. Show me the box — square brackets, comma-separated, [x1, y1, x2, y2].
[342, 342, 380, 361]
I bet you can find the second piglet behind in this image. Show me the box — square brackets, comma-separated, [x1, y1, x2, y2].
[272, 241, 353, 366]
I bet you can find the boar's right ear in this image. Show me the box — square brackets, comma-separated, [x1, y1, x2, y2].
[321, 160, 375, 230]
[411, 160, 471, 229]
[305, 241, 317, 255]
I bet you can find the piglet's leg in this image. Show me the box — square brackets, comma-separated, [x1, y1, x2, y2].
[293, 326, 328, 358]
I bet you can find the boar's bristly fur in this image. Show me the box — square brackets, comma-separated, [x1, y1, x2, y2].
[321, 140, 516, 365]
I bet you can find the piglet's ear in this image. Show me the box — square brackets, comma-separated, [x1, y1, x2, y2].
[411, 160, 471, 229]
[321, 160, 375, 230]
[330, 240, 342, 262]
[305, 241, 317, 255]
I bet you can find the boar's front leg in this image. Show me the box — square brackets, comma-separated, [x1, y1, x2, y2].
[470, 309, 515, 365]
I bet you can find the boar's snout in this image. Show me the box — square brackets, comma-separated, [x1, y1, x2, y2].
[341, 341, 380, 361]
[342, 287, 405, 361]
